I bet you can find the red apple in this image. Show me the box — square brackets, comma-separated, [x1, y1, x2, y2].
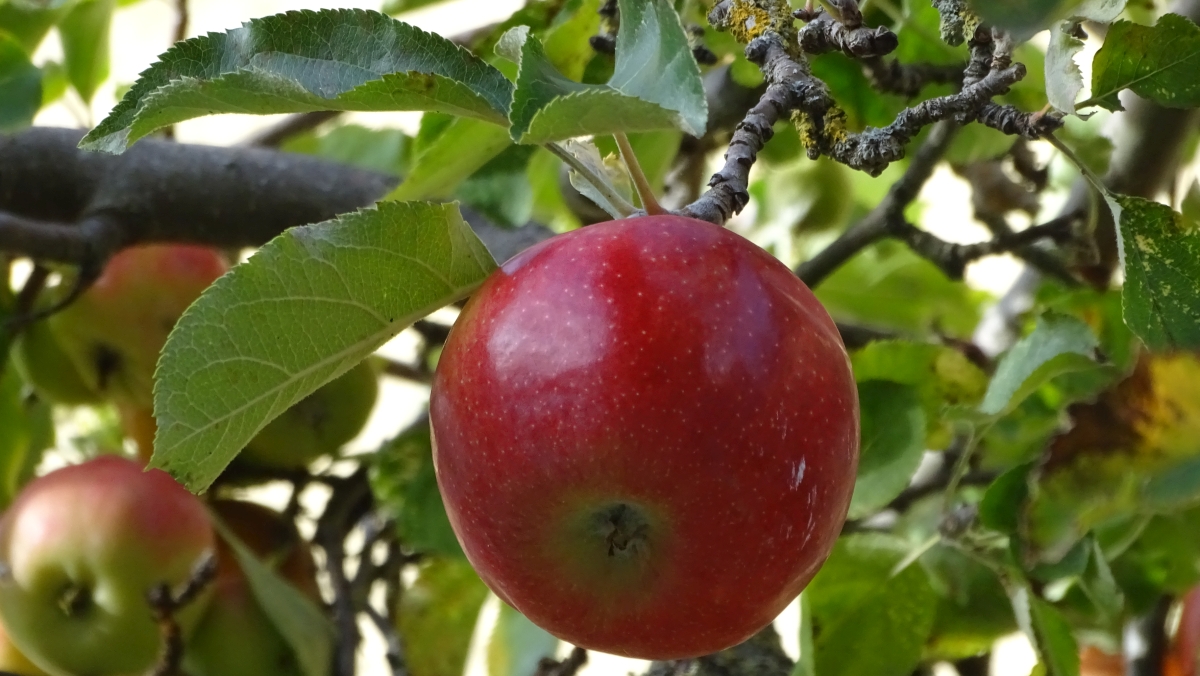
[182, 500, 319, 676]
[0, 455, 215, 676]
[48, 245, 229, 408]
[430, 215, 859, 659]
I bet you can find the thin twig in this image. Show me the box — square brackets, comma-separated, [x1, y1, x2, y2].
[148, 552, 219, 676]
[381, 358, 432, 385]
[795, 120, 960, 286]
[366, 604, 408, 676]
[616, 133, 665, 215]
[314, 469, 374, 676]
[536, 647, 589, 676]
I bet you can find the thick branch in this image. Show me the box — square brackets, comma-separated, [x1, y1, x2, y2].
[862, 57, 965, 98]
[797, 9, 899, 59]
[682, 34, 824, 224]
[684, 17, 1059, 223]
[0, 127, 553, 268]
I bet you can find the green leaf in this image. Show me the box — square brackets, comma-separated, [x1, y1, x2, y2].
[456, 144, 537, 228]
[850, 341, 988, 448]
[152, 201, 497, 492]
[1045, 2, 1126, 113]
[0, 31, 41, 131]
[848, 381, 927, 519]
[557, 138, 634, 219]
[383, 0, 449, 13]
[807, 533, 938, 676]
[970, 0, 1086, 39]
[0, 2, 70, 54]
[980, 313, 1103, 417]
[1010, 586, 1081, 676]
[816, 241, 989, 339]
[281, 123, 412, 176]
[369, 421, 463, 557]
[58, 0, 112, 103]
[212, 515, 334, 676]
[486, 599, 560, 676]
[1108, 194, 1200, 351]
[501, 0, 705, 144]
[0, 366, 52, 510]
[397, 558, 489, 676]
[81, 9, 514, 153]
[979, 463, 1033, 535]
[388, 117, 512, 201]
[1086, 14, 1200, 111]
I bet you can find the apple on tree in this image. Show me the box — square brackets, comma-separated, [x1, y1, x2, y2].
[183, 500, 320, 676]
[0, 455, 215, 676]
[237, 358, 380, 470]
[11, 318, 100, 407]
[0, 619, 46, 676]
[431, 214, 860, 659]
[46, 244, 229, 409]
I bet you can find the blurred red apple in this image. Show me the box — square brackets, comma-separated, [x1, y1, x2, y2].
[49, 244, 228, 408]
[0, 455, 214, 676]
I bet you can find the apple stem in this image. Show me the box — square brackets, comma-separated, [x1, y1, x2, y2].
[616, 133, 666, 216]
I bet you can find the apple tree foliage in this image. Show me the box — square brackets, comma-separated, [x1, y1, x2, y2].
[3, 0, 1200, 674]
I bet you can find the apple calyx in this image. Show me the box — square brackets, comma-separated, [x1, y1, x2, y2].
[56, 585, 92, 618]
[594, 504, 650, 559]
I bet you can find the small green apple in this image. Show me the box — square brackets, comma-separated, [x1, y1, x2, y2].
[11, 319, 100, 406]
[238, 359, 380, 469]
[0, 455, 215, 676]
[0, 618, 47, 676]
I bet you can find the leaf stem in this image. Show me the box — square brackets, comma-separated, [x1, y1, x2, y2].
[615, 133, 665, 215]
[545, 142, 638, 218]
[1046, 132, 1110, 197]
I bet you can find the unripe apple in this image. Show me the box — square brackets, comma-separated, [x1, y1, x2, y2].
[49, 245, 229, 409]
[0, 455, 215, 676]
[0, 619, 47, 676]
[430, 215, 859, 659]
[11, 319, 101, 406]
[182, 500, 318, 676]
[237, 359, 379, 469]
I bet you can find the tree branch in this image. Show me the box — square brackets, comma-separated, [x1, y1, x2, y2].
[684, 10, 1060, 224]
[0, 127, 554, 271]
[894, 213, 1076, 280]
[795, 119, 960, 286]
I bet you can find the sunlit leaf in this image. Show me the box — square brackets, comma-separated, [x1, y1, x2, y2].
[398, 558, 489, 676]
[807, 533, 938, 676]
[500, 0, 705, 144]
[980, 313, 1104, 418]
[849, 381, 927, 519]
[81, 9, 514, 153]
[1025, 353, 1200, 562]
[1087, 14, 1200, 111]
[152, 202, 496, 492]
[485, 598, 559, 676]
[58, 0, 112, 103]
[1109, 194, 1200, 351]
